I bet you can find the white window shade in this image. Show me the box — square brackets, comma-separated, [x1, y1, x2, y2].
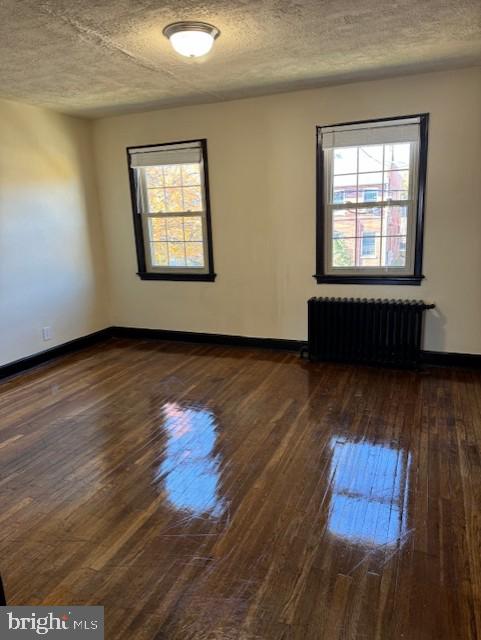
[321, 118, 420, 149]
[129, 145, 202, 167]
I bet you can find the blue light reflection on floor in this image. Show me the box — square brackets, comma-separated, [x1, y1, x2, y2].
[328, 438, 411, 546]
[155, 402, 225, 517]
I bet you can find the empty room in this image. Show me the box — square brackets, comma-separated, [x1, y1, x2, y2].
[0, 1, 480, 638]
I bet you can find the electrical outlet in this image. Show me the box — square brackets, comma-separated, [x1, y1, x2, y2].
[42, 326, 52, 341]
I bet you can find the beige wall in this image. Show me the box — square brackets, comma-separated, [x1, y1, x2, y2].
[0, 99, 108, 366]
[93, 67, 480, 355]
[2, 68, 478, 368]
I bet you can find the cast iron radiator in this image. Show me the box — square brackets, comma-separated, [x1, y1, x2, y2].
[307, 298, 435, 367]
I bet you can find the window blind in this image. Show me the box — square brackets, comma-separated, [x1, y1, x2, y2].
[320, 117, 420, 149]
[129, 144, 202, 168]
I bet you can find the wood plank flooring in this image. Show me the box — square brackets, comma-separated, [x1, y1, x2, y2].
[0, 338, 480, 639]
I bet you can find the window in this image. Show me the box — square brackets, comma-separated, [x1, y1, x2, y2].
[127, 139, 215, 281]
[315, 115, 428, 285]
[362, 189, 378, 202]
[361, 233, 377, 258]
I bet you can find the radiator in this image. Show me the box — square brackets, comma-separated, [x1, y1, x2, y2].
[307, 297, 435, 367]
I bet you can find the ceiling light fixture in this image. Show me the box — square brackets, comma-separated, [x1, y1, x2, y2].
[163, 21, 220, 58]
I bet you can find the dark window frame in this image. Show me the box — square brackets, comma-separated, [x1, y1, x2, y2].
[127, 138, 216, 282]
[315, 113, 429, 285]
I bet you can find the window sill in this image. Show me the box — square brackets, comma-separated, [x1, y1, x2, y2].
[137, 271, 217, 282]
[314, 274, 424, 286]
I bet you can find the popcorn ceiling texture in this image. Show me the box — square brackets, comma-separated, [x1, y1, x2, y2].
[1, 0, 481, 117]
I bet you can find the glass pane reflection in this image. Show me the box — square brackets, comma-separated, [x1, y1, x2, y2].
[155, 402, 225, 517]
[328, 438, 410, 546]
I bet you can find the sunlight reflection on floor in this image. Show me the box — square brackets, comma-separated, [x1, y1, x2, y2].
[155, 402, 226, 517]
[328, 437, 411, 547]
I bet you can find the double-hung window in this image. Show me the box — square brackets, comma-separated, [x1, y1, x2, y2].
[128, 139, 215, 281]
[315, 115, 428, 285]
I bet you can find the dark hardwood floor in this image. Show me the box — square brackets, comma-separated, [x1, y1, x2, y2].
[1, 338, 480, 639]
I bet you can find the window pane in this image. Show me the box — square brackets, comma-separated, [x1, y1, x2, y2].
[333, 208, 356, 238]
[183, 186, 203, 212]
[183, 216, 203, 241]
[164, 188, 184, 212]
[358, 172, 383, 202]
[332, 237, 355, 267]
[145, 167, 165, 188]
[357, 208, 382, 237]
[182, 163, 201, 186]
[333, 174, 357, 204]
[384, 206, 408, 236]
[358, 145, 383, 173]
[384, 170, 409, 200]
[149, 218, 167, 241]
[382, 237, 407, 267]
[333, 147, 357, 175]
[166, 217, 184, 241]
[185, 242, 204, 267]
[384, 143, 410, 171]
[147, 188, 166, 213]
[168, 242, 186, 266]
[150, 242, 168, 266]
[163, 165, 182, 186]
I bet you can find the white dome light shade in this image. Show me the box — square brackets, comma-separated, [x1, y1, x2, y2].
[170, 30, 214, 57]
[163, 22, 220, 58]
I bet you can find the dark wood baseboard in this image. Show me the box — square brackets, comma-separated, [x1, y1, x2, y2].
[111, 327, 481, 368]
[110, 326, 303, 352]
[421, 350, 481, 369]
[0, 327, 479, 381]
[0, 329, 112, 381]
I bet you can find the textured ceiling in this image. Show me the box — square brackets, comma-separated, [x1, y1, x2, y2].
[1, 0, 481, 117]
